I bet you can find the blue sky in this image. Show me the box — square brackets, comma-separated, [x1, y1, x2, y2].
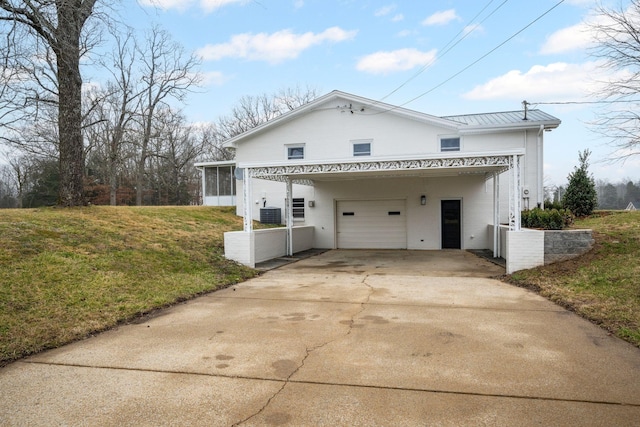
[123, 0, 640, 187]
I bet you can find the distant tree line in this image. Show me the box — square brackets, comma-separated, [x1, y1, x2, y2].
[0, 81, 317, 208]
[542, 150, 638, 214]
[546, 179, 640, 211]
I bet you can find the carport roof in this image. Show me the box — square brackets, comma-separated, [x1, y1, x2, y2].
[241, 151, 519, 185]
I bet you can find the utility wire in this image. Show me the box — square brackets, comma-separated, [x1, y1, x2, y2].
[531, 100, 640, 105]
[372, 0, 566, 114]
[379, 0, 509, 102]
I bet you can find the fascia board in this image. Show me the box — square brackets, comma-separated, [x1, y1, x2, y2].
[237, 149, 526, 169]
[458, 120, 561, 135]
[194, 160, 237, 167]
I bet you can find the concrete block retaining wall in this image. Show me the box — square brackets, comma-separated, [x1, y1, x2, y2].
[491, 225, 594, 273]
[544, 229, 594, 264]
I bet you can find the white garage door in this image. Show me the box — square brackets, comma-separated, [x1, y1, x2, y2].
[337, 199, 407, 249]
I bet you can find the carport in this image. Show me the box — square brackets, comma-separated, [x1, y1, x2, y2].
[227, 152, 534, 272]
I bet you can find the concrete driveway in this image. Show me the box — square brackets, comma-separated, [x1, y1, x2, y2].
[1, 250, 640, 426]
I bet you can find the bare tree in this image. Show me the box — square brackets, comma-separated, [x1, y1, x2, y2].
[215, 85, 319, 140]
[0, 0, 100, 206]
[84, 28, 141, 205]
[133, 25, 201, 206]
[589, 0, 640, 160]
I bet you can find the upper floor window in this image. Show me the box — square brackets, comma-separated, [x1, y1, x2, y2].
[352, 140, 372, 157]
[440, 137, 460, 152]
[287, 144, 305, 160]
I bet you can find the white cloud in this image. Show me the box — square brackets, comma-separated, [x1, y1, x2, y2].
[201, 71, 229, 86]
[375, 4, 396, 17]
[463, 24, 484, 37]
[196, 27, 357, 64]
[422, 9, 459, 26]
[540, 22, 593, 54]
[139, 0, 249, 13]
[138, 0, 194, 11]
[356, 48, 437, 75]
[200, 0, 249, 12]
[392, 14, 404, 23]
[462, 61, 615, 102]
[293, 0, 304, 9]
[396, 29, 416, 38]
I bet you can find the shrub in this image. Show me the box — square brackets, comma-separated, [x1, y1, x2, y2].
[521, 208, 574, 230]
[563, 149, 597, 217]
[544, 199, 564, 210]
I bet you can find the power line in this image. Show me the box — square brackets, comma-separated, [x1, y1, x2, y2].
[531, 100, 640, 105]
[398, 0, 566, 108]
[379, 0, 509, 102]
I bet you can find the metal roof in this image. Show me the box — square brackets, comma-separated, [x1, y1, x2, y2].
[441, 109, 560, 127]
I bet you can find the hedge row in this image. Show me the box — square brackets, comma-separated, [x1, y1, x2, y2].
[521, 208, 574, 230]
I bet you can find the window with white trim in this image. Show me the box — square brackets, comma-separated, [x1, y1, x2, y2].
[440, 137, 460, 152]
[287, 144, 305, 160]
[352, 140, 372, 156]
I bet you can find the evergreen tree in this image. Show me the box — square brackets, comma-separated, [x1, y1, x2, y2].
[563, 150, 598, 216]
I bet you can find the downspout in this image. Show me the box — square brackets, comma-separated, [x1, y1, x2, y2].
[537, 125, 544, 209]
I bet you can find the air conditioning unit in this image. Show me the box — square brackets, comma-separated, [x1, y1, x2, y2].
[522, 187, 531, 198]
[260, 207, 281, 224]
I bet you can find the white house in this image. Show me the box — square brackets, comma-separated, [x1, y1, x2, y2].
[199, 90, 561, 273]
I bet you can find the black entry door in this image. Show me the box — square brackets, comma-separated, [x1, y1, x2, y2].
[441, 200, 461, 249]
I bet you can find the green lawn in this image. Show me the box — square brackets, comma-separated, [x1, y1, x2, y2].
[507, 211, 640, 347]
[0, 206, 257, 366]
[1, 207, 638, 366]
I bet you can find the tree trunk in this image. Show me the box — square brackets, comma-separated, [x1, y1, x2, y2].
[56, 3, 86, 207]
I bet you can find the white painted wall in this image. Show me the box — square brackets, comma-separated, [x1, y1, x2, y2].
[236, 179, 315, 223]
[292, 226, 314, 253]
[235, 105, 455, 163]
[224, 226, 315, 267]
[307, 175, 493, 250]
[505, 229, 545, 273]
[254, 228, 287, 263]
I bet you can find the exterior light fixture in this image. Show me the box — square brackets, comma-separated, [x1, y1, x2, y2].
[420, 195, 427, 205]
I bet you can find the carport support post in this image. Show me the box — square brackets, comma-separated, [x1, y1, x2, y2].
[508, 155, 522, 231]
[285, 177, 293, 256]
[493, 172, 500, 258]
[243, 168, 253, 232]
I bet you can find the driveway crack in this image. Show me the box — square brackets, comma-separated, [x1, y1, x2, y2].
[344, 274, 373, 335]
[233, 274, 374, 426]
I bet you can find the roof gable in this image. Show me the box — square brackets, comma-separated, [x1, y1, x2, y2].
[224, 90, 462, 147]
[223, 90, 561, 146]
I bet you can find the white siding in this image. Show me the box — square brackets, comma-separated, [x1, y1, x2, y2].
[307, 176, 492, 251]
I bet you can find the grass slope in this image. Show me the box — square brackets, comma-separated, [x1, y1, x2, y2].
[507, 211, 640, 347]
[0, 206, 257, 366]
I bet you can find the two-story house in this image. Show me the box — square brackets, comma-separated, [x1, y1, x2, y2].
[199, 90, 560, 273]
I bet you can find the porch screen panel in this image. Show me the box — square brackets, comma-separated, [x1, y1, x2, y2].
[205, 166, 236, 197]
[218, 166, 235, 196]
[205, 167, 218, 196]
